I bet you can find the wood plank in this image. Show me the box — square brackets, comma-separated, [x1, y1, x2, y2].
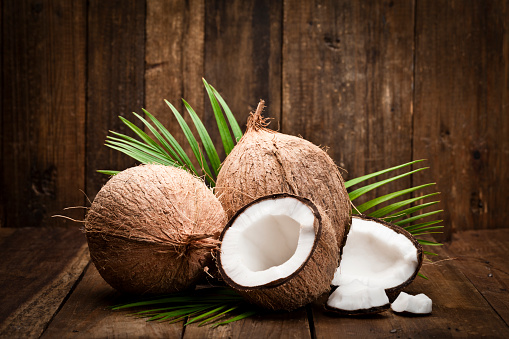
[204, 0, 282, 144]
[446, 229, 509, 325]
[183, 307, 310, 339]
[282, 0, 415, 207]
[41, 264, 184, 338]
[413, 0, 509, 240]
[1, 0, 86, 227]
[144, 0, 205, 172]
[311, 239, 509, 338]
[0, 227, 89, 338]
[86, 0, 146, 199]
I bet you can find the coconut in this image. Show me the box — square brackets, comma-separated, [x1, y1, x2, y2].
[215, 100, 351, 251]
[85, 164, 226, 294]
[325, 280, 390, 315]
[391, 292, 432, 314]
[217, 193, 339, 311]
[331, 215, 423, 302]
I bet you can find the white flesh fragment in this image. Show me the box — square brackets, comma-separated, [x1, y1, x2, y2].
[327, 279, 389, 311]
[333, 218, 419, 289]
[391, 292, 432, 314]
[220, 197, 316, 287]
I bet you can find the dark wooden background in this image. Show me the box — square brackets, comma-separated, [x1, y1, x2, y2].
[1, 0, 507, 241]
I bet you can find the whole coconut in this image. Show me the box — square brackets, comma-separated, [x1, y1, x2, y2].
[85, 164, 226, 294]
[215, 100, 351, 250]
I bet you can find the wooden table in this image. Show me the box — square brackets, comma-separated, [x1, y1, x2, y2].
[1, 227, 508, 338]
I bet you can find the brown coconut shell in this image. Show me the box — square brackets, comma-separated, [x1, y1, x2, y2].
[85, 164, 227, 295]
[216, 193, 339, 311]
[215, 100, 351, 252]
[350, 215, 423, 302]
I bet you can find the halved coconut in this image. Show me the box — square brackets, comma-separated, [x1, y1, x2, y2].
[217, 193, 339, 311]
[391, 292, 432, 314]
[332, 216, 423, 301]
[325, 280, 390, 315]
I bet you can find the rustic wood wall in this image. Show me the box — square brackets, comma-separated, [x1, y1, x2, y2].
[1, 0, 507, 241]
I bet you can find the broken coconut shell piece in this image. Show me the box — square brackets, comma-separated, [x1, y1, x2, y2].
[217, 193, 339, 311]
[332, 215, 423, 302]
[325, 280, 390, 315]
[391, 292, 432, 314]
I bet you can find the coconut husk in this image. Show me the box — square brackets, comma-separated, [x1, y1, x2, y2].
[217, 194, 339, 311]
[85, 164, 226, 294]
[216, 100, 351, 252]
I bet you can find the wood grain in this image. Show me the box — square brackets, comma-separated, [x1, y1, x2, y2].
[1, 0, 86, 227]
[41, 264, 184, 339]
[413, 0, 509, 240]
[446, 229, 509, 325]
[311, 237, 509, 338]
[184, 307, 310, 339]
[0, 227, 89, 338]
[204, 0, 282, 142]
[144, 0, 205, 172]
[86, 0, 146, 200]
[282, 0, 415, 207]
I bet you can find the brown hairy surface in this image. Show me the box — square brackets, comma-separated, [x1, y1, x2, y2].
[85, 164, 226, 294]
[216, 101, 351, 251]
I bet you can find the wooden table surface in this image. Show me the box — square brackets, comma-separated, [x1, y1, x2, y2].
[1, 227, 508, 339]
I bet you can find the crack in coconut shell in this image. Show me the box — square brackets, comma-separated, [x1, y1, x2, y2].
[85, 164, 226, 295]
[217, 193, 339, 311]
[216, 100, 351, 253]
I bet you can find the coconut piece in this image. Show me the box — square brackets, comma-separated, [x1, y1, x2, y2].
[325, 280, 390, 315]
[217, 193, 339, 311]
[391, 292, 432, 314]
[215, 100, 351, 251]
[332, 216, 423, 301]
[85, 164, 226, 294]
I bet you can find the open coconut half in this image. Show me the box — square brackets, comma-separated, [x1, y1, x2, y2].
[330, 215, 423, 312]
[217, 193, 339, 311]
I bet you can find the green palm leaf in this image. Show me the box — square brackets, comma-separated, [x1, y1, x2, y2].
[208, 83, 243, 142]
[142, 109, 198, 175]
[165, 99, 215, 183]
[112, 288, 258, 328]
[344, 159, 425, 188]
[356, 183, 435, 213]
[203, 78, 235, 155]
[182, 99, 222, 177]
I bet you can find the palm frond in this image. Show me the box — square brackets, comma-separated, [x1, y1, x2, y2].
[112, 287, 258, 328]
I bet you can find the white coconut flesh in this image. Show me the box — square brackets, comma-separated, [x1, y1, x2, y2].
[391, 292, 432, 314]
[332, 217, 419, 289]
[220, 197, 316, 287]
[326, 279, 389, 312]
